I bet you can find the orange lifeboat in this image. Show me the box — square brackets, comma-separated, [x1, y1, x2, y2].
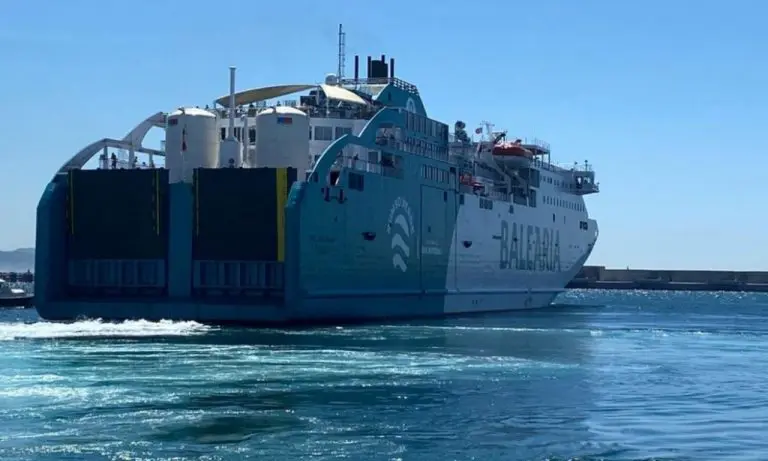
[492, 142, 533, 158]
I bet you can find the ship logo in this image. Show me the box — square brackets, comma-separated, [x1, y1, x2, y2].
[387, 197, 416, 272]
[406, 97, 417, 113]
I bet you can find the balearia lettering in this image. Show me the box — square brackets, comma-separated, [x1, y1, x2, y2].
[499, 220, 561, 272]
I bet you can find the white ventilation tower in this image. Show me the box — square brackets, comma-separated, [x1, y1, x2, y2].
[254, 106, 310, 178]
[165, 107, 219, 183]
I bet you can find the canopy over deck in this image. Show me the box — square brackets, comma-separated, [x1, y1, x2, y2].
[214, 84, 368, 108]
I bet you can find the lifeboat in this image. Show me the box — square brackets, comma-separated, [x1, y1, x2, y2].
[492, 142, 533, 158]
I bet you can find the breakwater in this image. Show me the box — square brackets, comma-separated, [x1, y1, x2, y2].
[567, 266, 768, 292]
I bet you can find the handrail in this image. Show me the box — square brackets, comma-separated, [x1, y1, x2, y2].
[339, 77, 419, 95]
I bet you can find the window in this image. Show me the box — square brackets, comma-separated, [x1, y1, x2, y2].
[367, 151, 379, 164]
[479, 198, 493, 210]
[220, 127, 226, 140]
[381, 154, 404, 179]
[335, 126, 352, 139]
[421, 164, 449, 184]
[314, 126, 333, 141]
[248, 128, 256, 143]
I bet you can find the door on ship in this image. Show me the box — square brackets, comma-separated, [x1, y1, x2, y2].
[446, 168, 458, 292]
[303, 188, 347, 293]
[419, 185, 450, 294]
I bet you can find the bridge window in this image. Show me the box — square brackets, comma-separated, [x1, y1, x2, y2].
[314, 126, 333, 141]
[335, 126, 352, 139]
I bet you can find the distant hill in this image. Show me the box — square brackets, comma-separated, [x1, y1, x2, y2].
[0, 248, 35, 272]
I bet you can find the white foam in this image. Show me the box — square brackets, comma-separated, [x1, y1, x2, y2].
[0, 319, 213, 341]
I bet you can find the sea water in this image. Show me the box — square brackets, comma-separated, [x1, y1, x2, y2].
[0, 290, 766, 460]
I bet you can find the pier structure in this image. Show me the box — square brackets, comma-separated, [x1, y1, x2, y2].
[568, 266, 768, 292]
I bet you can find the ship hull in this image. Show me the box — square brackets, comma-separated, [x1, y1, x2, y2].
[34, 162, 596, 326]
[34, 291, 562, 325]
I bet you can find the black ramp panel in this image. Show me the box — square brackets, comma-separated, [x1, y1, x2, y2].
[67, 169, 169, 260]
[194, 168, 296, 261]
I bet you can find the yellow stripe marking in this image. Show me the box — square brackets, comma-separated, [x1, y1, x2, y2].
[275, 168, 288, 262]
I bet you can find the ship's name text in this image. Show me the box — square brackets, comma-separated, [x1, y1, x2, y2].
[499, 220, 561, 272]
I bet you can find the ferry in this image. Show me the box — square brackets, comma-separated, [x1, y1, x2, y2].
[34, 26, 599, 324]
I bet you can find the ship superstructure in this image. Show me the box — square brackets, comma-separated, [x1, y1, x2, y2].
[34, 27, 599, 324]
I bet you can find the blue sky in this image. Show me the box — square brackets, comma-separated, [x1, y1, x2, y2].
[1, 0, 766, 270]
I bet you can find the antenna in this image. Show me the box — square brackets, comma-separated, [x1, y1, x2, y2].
[481, 121, 495, 141]
[337, 24, 346, 81]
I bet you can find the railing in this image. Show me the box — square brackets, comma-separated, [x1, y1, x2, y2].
[193, 261, 284, 292]
[340, 155, 405, 179]
[553, 161, 593, 173]
[210, 101, 375, 122]
[448, 135, 550, 152]
[313, 152, 404, 181]
[531, 158, 594, 174]
[67, 259, 166, 290]
[340, 77, 419, 95]
[522, 137, 551, 152]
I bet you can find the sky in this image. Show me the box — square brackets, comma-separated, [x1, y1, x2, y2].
[0, 0, 766, 270]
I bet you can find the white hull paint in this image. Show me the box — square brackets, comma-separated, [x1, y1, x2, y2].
[442, 291, 561, 314]
[444, 192, 597, 311]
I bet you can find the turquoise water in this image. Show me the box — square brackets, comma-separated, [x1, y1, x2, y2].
[1, 290, 767, 460]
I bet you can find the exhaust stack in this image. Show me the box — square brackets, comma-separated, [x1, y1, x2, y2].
[228, 66, 236, 139]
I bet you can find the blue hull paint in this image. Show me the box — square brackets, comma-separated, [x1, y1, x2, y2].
[35, 291, 563, 326]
